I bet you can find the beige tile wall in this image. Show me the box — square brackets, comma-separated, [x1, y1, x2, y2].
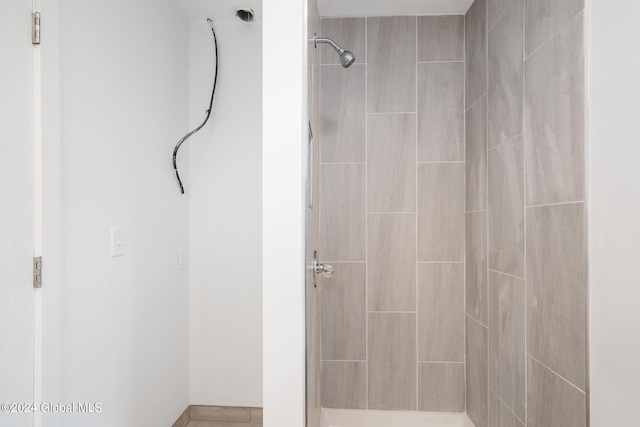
[465, 0, 588, 426]
[319, 15, 466, 412]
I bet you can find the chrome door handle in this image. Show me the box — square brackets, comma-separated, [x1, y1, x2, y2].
[312, 251, 334, 285]
[314, 262, 334, 278]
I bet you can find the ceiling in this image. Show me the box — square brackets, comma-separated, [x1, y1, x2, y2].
[318, 0, 474, 17]
[174, 0, 263, 22]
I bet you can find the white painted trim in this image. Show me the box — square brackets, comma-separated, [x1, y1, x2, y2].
[263, 0, 307, 425]
[40, 1, 62, 426]
[32, 2, 43, 426]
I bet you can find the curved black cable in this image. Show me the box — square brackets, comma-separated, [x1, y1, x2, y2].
[173, 18, 219, 194]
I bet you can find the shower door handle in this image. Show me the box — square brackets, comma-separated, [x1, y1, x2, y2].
[312, 251, 334, 282]
[314, 262, 334, 278]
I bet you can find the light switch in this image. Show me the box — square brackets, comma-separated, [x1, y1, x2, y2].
[110, 227, 125, 257]
[177, 249, 186, 270]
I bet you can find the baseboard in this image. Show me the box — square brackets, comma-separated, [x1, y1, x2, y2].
[172, 406, 191, 427]
[172, 405, 263, 426]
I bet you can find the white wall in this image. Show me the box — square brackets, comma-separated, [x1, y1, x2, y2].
[263, 0, 308, 425]
[187, 19, 263, 407]
[0, 2, 35, 427]
[58, 0, 190, 425]
[588, 1, 640, 425]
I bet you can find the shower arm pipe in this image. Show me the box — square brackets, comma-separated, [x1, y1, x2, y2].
[172, 18, 219, 194]
[314, 36, 345, 54]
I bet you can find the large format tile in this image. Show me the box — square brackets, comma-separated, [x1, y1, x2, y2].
[322, 361, 367, 409]
[320, 164, 366, 261]
[321, 263, 366, 360]
[418, 16, 464, 61]
[320, 64, 366, 163]
[527, 202, 587, 390]
[528, 358, 587, 427]
[368, 214, 416, 312]
[466, 212, 488, 325]
[418, 164, 464, 262]
[465, 0, 487, 108]
[488, 137, 525, 278]
[488, 271, 526, 420]
[525, 0, 584, 55]
[418, 263, 464, 362]
[488, 0, 523, 148]
[367, 16, 417, 112]
[465, 96, 487, 212]
[489, 392, 525, 427]
[417, 62, 464, 162]
[525, 14, 585, 206]
[320, 18, 366, 65]
[368, 313, 417, 410]
[418, 363, 465, 412]
[466, 316, 488, 427]
[367, 114, 416, 212]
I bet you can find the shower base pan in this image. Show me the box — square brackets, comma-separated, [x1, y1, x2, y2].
[322, 408, 476, 427]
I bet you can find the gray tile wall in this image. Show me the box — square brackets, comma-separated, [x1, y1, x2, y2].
[319, 15, 466, 413]
[465, 0, 588, 426]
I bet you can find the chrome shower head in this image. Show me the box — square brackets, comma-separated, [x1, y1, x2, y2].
[339, 50, 355, 68]
[314, 36, 356, 68]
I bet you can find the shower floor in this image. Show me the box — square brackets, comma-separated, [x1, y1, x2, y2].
[322, 409, 476, 427]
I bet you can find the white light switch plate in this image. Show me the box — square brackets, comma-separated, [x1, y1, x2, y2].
[110, 227, 125, 257]
[177, 249, 187, 270]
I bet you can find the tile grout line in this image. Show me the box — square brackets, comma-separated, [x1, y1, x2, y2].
[417, 60, 465, 64]
[462, 5, 468, 415]
[367, 212, 417, 215]
[526, 200, 585, 209]
[488, 268, 525, 281]
[465, 91, 487, 113]
[484, 0, 490, 423]
[467, 312, 488, 330]
[529, 355, 587, 395]
[418, 261, 464, 264]
[490, 389, 527, 426]
[487, 0, 514, 34]
[419, 360, 467, 364]
[364, 16, 369, 411]
[524, 8, 585, 62]
[367, 111, 417, 115]
[415, 14, 420, 411]
[417, 161, 466, 164]
[487, 132, 524, 153]
[367, 310, 417, 314]
[319, 162, 366, 165]
[522, 0, 528, 421]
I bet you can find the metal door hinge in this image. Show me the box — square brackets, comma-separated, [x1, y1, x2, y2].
[32, 12, 41, 45]
[33, 257, 42, 288]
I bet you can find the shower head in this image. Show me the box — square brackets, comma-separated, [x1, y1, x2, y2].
[314, 36, 356, 68]
[339, 50, 356, 68]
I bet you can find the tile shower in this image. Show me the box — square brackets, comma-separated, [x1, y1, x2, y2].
[317, 0, 588, 425]
[319, 15, 466, 413]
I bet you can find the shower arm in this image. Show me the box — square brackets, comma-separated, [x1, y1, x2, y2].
[314, 36, 345, 54]
[172, 18, 219, 195]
